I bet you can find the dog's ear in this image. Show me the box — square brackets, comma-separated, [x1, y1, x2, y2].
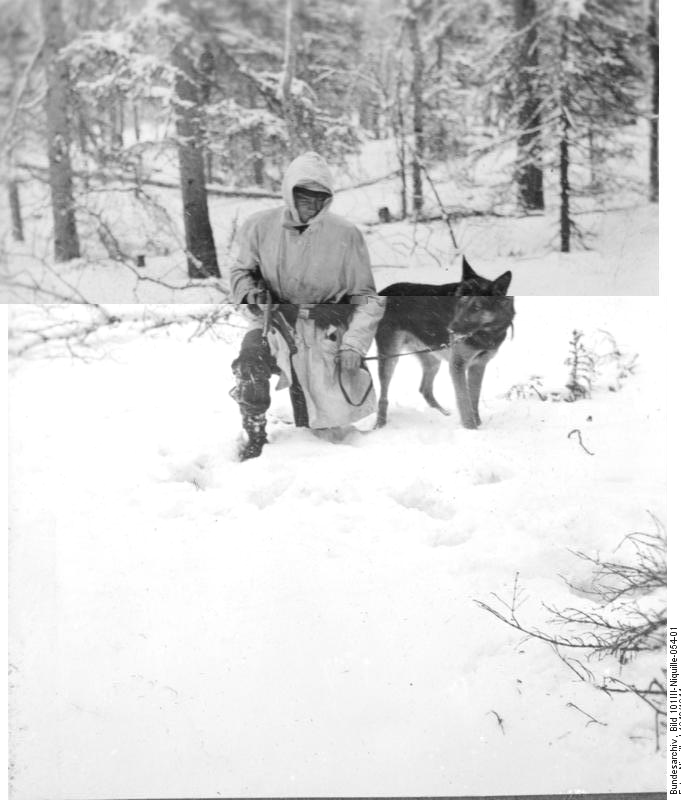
[492, 271, 512, 295]
[461, 256, 478, 282]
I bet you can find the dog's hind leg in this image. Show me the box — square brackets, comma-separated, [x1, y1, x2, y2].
[416, 351, 450, 416]
[375, 327, 402, 428]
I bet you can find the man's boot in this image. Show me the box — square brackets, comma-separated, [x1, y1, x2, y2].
[238, 411, 268, 461]
[230, 329, 274, 461]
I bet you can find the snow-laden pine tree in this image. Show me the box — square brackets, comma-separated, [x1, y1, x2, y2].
[544, 0, 645, 252]
[295, 0, 364, 156]
[56, 0, 371, 276]
[360, 0, 494, 219]
[63, 0, 224, 276]
[481, 0, 645, 251]
[280, 0, 300, 155]
[418, 0, 494, 162]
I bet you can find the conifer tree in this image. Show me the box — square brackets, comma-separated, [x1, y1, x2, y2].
[482, 0, 645, 251]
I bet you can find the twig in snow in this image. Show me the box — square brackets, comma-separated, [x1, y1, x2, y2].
[568, 428, 594, 456]
[487, 710, 505, 734]
[566, 702, 607, 727]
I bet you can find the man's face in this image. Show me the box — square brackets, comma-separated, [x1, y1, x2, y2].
[293, 187, 330, 223]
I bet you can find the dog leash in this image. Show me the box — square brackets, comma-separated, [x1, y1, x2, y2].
[362, 322, 512, 363]
[363, 343, 450, 362]
[338, 364, 375, 407]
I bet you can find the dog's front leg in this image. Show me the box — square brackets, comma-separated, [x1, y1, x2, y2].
[467, 357, 490, 428]
[376, 353, 398, 428]
[449, 349, 477, 429]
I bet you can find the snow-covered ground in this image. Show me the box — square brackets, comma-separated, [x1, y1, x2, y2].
[8, 297, 666, 798]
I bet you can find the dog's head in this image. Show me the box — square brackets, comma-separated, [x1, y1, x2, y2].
[455, 257, 512, 297]
[451, 294, 515, 334]
[451, 259, 515, 337]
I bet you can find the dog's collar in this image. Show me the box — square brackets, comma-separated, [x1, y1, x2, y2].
[449, 323, 511, 349]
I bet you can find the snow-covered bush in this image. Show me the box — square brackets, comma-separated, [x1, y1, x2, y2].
[506, 328, 637, 402]
[475, 515, 666, 749]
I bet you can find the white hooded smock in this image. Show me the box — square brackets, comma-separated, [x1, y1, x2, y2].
[230, 152, 385, 428]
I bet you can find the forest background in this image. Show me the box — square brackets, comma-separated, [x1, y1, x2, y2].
[0, 0, 660, 299]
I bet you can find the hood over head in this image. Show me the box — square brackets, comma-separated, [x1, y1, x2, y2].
[282, 152, 334, 226]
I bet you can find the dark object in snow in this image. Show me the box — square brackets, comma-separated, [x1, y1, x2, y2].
[376, 257, 514, 430]
[378, 206, 393, 223]
[136, 254, 146, 268]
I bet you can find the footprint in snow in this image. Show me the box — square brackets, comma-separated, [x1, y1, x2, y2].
[469, 465, 513, 486]
[428, 528, 472, 547]
[390, 480, 456, 521]
[164, 457, 212, 490]
[246, 473, 295, 509]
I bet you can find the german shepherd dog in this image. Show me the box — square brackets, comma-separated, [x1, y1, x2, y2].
[375, 258, 514, 429]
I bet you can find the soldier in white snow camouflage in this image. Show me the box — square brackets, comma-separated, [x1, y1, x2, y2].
[230, 151, 385, 460]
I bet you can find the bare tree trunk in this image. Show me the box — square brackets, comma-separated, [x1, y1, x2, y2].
[587, 126, 600, 190]
[108, 104, 118, 151]
[109, 93, 124, 151]
[559, 24, 570, 253]
[76, 108, 89, 155]
[559, 121, 570, 253]
[648, 0, 658, 203]
[94, 99, 108, 167]
[405, 0, 425, 218]
[131, 103, 142, 197]
[514, 0, 544, 211]
[397, 119, 407, 219]
[245, 84, 265, 186]
[40, 0, 80, 261]
[132, 103, 141, 142]
[9, 181, 24, 241]
[394, 65, 408, 220]
[117, 95, 125, 147]
[199, 47, 214, 186]
[281, 0, 300, 156]
[5, 24, 25, 243]
[252, 146, 265, 186]
[433, 36, 447, 160]
[172, 41, 220, 279]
